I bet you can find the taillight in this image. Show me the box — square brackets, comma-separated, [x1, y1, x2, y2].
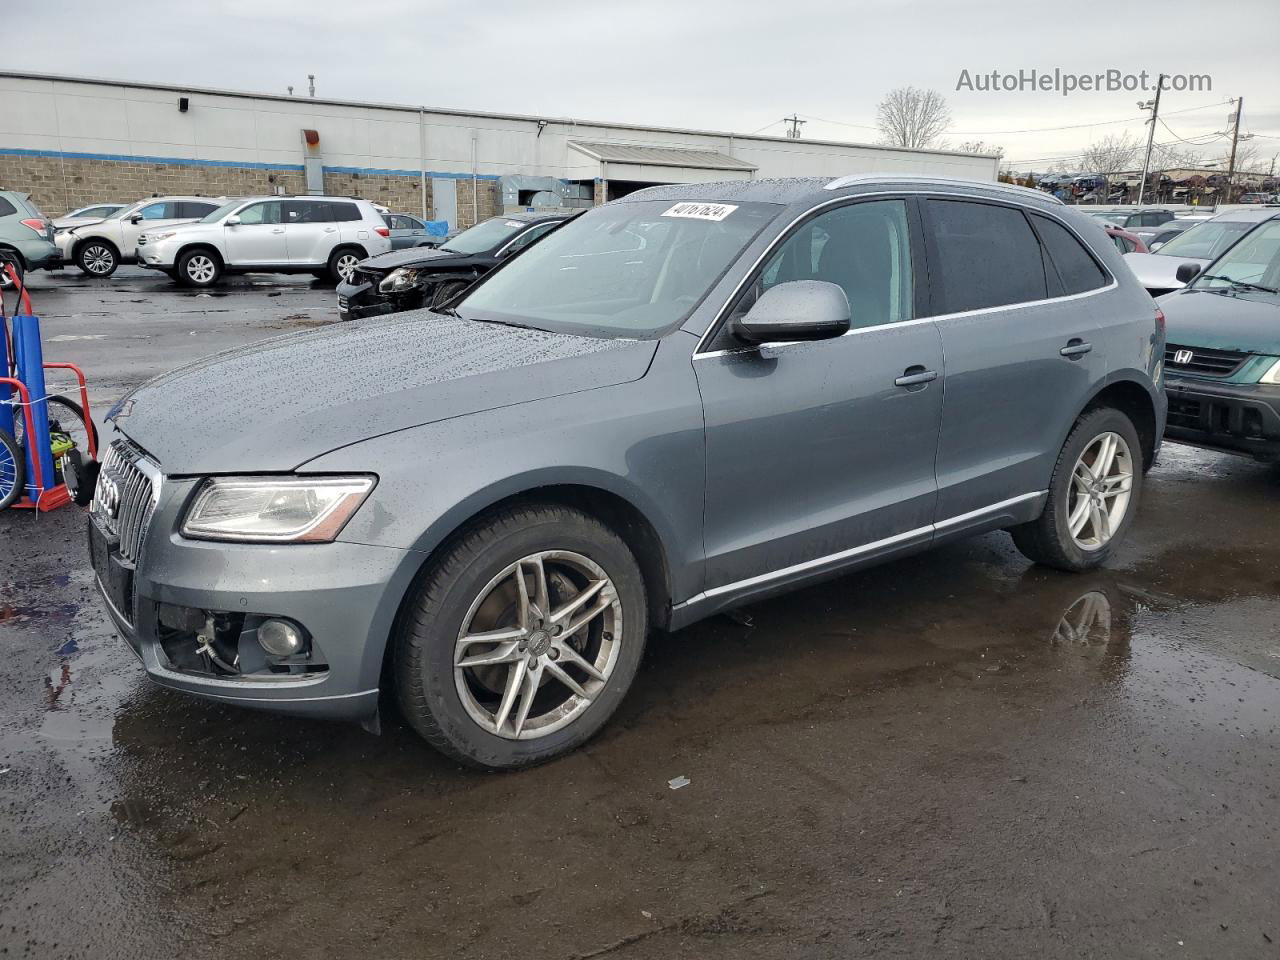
[374, 226, 390, 238]
[1154, 306, 1166, 333]
[20, 218, 48, 234]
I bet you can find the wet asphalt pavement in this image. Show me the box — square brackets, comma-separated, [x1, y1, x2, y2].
[3, 268, 1279, 960]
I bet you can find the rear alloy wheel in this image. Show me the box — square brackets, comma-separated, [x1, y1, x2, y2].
[177, 249, 221, 287]
[77, 242, 118, 278]
[396, 503, 647, 769]
[328, 249, 361, 284]
[1011, 407, 1143, 571]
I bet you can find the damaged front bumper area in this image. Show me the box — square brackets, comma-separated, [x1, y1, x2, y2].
[89, 465, 418, 722]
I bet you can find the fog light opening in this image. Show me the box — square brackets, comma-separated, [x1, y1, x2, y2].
[257, 618, 307, 657]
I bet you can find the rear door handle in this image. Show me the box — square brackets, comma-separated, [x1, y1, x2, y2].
[271, 228, 285, 234]
[894, 367, 939, 387]
[1060, 339, 1093, 358]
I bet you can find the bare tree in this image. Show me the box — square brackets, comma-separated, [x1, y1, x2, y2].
[875, 87, 952, 149]
[958, 140, 1005, 158]
[1079, 133, 1142, 174]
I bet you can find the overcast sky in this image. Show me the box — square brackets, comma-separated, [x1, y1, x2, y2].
[10, 0, 1280, 172]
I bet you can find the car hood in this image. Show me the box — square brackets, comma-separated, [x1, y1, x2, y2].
[357, 246, 469, 272]
[1158, 288, 1280, 354]
[109, 312, 657, 474]
[1122, 251, 1209, 292]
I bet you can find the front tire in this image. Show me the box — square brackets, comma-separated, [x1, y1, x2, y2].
[176, 249, 222, 287]
[1011, 407, 1143, 571]
[395, 503, 648, 770]
[76, 241, 118, 278]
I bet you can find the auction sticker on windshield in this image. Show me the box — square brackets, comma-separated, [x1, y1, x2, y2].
[662, 202, 739, 221]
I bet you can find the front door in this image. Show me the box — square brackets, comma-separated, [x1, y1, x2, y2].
[225, 200, 288, 266]
[696, 198, 944, 594]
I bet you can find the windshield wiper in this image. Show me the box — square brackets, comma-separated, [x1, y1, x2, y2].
[1198, 274, 1279, 294]
[467, 316, 549, 333]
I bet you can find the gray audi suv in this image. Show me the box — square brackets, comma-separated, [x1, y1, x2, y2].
[87, 175, 1166, 769]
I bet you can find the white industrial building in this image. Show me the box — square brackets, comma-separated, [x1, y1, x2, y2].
[0, 71, 999, 226]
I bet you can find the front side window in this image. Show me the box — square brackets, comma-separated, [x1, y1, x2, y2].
[502, 221, 560, 255]
[237, 201, 283, 226]
[138, 202, 171, 220]
[927, 199, 1047, 313]
[1032, 214, 1108, 295]
[734, 199, 915, 330]
[458, 199, 781, 339]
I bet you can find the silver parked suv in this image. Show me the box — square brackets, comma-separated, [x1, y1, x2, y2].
[136, 196, 392, 286]
[87, 175, 1166, 769]
[57, 196, 225, 277]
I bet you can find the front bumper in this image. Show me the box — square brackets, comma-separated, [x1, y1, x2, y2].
[134, 246, 176, 270]
[1165, 375, 1280, 461]
[90, 492, 421, 722]
[337, 276, 417, 321]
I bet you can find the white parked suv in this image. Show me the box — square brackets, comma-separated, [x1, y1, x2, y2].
[136, 196, 392, 286]
[57, 196, 225, 277]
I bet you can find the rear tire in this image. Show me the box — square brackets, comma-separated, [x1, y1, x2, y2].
[76, 241, 118, 278]
[1010, 407, 1143, 571]
[327, 247, 363, 285]
[176, 249, 222, 287]
[0, 428, 24, 510]
[395, 503, 648, 770]
[0, 251, 24, 290]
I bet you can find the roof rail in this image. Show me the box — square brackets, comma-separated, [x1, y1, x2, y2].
[824, 173, 1064, 204]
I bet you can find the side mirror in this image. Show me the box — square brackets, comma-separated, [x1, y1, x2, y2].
[735, 280, 851, 345]
[128, 214, 143, 224]
[1149, 241, 1164, 252]
[225, 216, 241, 227]
[1175, 262, 1201, 284]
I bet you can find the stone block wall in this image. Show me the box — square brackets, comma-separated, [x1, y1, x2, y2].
[0, 152, 502, 228]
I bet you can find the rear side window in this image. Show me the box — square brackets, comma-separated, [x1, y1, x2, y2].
[178, 201, 218, 218]
[1031, 214, 1108, 295]
[927, 200, 1046, 313]
[329, 202, 362, 222]
[0, 197, 16, 217]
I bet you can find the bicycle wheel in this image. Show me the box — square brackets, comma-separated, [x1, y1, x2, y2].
[12, 395, 97, 466]
[0, 427, 23, 510]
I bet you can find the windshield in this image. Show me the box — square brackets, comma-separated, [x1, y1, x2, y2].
[200, 200, 244, 224]
[442, 218, 532, 255]
[456, 199, 781, 339]
[1155, 219, 1256, 259]
[1190, 220, 1280, 294]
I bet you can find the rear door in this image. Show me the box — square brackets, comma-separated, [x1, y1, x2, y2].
[284, 199, 334, 265]
[388, 215, 426, 249]
[924, 198, 1110, 522]
[225, 200, 288, 266]
[696, 197, 944, 592]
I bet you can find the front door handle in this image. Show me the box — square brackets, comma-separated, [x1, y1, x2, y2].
[271, 228, 285, 234]
[1060, 339, 1093, 359]
[894, 367, 939, 387]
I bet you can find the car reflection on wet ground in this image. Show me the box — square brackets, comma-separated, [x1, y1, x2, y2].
[2, 270, 1279, 959]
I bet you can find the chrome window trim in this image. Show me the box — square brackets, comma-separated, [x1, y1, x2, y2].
[691, 189, 1116, 359]
[673, 491, 1045, 611]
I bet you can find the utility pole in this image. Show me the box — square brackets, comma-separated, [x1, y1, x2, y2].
[1223, 97, 1243, 204]
[1136, 74, 1166, 207]
[783, 115, 806, 139]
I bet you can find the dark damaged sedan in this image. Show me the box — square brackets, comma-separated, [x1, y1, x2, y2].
[336, 211, 574, 320]
[86, 176, 1163, 771]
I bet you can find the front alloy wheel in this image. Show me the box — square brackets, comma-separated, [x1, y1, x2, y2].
[181, 252, 218, 286]
[79, 243, 116, 277]
[455, 551, 622, 740]
[395, 503, 648, 769]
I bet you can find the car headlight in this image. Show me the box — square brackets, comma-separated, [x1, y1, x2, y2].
[378, 267, 422, 293]
[1261, 359, 1280, 385]
[146, 231, 180, 242]
[181, 476, 375, 543]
